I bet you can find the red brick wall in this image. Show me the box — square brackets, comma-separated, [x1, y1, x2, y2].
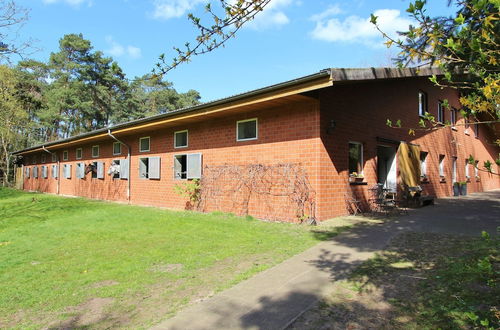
[23, 99, 322, 222]
[21, 77, 500, 222]
[316, 77, 500, 220]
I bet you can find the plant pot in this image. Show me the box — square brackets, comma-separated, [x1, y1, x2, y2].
[354, 177, 364, 182]
[460, 184, 467, 196]
[453, 184, 460, 196]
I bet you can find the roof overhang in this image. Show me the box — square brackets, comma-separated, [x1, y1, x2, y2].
[13, 67, 446, 156]
[13, 70, 332, 155]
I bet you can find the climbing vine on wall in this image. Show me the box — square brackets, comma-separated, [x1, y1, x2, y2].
[196, 163, 316, 222]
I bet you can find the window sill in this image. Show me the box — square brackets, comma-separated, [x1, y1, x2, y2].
[451, 127, 458, 131]
[350, 181, 367, 185]
[439, 177, 446, 183]
[464, 131, 470, 136]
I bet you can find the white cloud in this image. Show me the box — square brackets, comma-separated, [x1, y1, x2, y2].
[152, 0, 205, 20]
[246, 0, 293, 30]
[127, 46, 142, 59]
[105, 36, 142, 59]
[42, 0, 92, 7]
[310, 5, 342, 22]
[310, 8, 412, 47]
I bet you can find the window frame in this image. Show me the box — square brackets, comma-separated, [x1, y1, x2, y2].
[439, 154, 445, 177]
[113, 142, 122, 155]
[437, 101, 445, 123]
[174, 153, 202, 180]
[450, 108, 457, 128]
[76, 148, 83, 160]
[348, 141, 364, 175]
[465, 159, 470, 178]
[63, 150, 69, 161]
[174, 130, 189, 149]
[420, 151, 428, 176]
[418, 91, 428, 117]
[236, 118, 258, 142]
[91, 145, 100, 158]
[51, 153, 57, 162]
[139, 136, 150, 153]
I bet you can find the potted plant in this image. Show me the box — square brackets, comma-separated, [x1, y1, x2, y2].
[460, 181, 468, 195]
[349, 172, 364, 182]
[453, 182, 460, 196]
[475, 175, 481, 182]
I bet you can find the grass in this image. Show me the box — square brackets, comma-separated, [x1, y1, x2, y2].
[0, 188, 350, 329]
[291, 231, 500, 329]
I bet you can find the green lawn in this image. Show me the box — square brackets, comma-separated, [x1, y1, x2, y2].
[0, 188, 344, 329]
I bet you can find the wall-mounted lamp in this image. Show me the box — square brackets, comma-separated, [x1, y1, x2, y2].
[327, 119, 336, 134]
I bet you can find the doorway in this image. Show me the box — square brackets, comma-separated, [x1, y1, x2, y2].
[377, 145, 397, 192]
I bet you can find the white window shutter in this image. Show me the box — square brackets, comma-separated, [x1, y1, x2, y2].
[139, 158, 148, 178]
[120, 158, 129, 179]
[33, 166, 38, 178]
[149, 157, 161, 179]
[42, 166, 47, 178]
[25, 167, 30, 178]
[187, 153, 202, 179]
[67, 164, 72, 179]
[97, 162, 104, 179]
[174, 156, 182, 179]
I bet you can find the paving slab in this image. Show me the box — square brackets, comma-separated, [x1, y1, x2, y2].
[152, 189, 500, 330]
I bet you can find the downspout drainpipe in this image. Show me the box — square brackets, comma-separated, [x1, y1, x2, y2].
[42, 146, 60, 195]
[107, 129, 131, 203]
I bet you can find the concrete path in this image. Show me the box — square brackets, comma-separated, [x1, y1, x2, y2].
[152, 190, 500, 330]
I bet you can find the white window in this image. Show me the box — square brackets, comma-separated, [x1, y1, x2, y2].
[51, 153, 57, 162]
[465, 159, 470, 178]
[25, 167, 30, 178]
[474, 161, 479, 177]
[110, 159, 121, 179]
[174, 153, 202, 179]
[139, 137, 150, 152]
[174, 130, 188, 148]
[63, 150, 69, 161]
[139, 157, 160, 179]
[348, 142, 363, 175]
[420, 151, 428, 176]
[439, 155, 445, 177]
[113, 142, 121, 155]
[89, 161, 104, 179]
[92, 145, 99, 158]
[437, 101, 444, 123]
[237, 118, 258, 141]
[33, 166, 38, 178]
[76, 162, 85, 179]
[451, 108, 457, 127]
[41, 165, 48, 179]
[51, 165, 59, 178]
[41, 154, 46, 163]
[76, 148, 83, 160]
[63, 164, 72, 179]
[418, 91, 427, 117]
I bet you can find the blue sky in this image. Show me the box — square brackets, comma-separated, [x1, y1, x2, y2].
[15, 0, 455, 102]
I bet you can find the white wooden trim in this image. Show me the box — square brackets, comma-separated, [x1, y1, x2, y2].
[139, 136, 150, 152]
[236, 118, 258, 142]
[174, 130, 189, 148]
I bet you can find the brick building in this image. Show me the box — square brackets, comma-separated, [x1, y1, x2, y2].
[14, 68, 500, 222]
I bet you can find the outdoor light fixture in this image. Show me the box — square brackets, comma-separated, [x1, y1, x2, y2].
[327, 119, 336, 134]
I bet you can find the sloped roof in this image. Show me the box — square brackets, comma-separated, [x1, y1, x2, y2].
[13, 67, 442, 155]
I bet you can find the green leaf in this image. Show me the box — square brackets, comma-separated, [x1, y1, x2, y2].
[370, 14, 378, 24]
[386, 119, 393, 127]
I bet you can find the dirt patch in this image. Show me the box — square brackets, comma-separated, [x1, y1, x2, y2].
[149, 263, 183, 273]
[88, 280, 119, 289]
[50, 297, 115, 329]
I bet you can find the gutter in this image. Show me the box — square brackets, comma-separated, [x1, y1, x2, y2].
[107, 129, 131, 203]
[42, 146, 60, 195]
